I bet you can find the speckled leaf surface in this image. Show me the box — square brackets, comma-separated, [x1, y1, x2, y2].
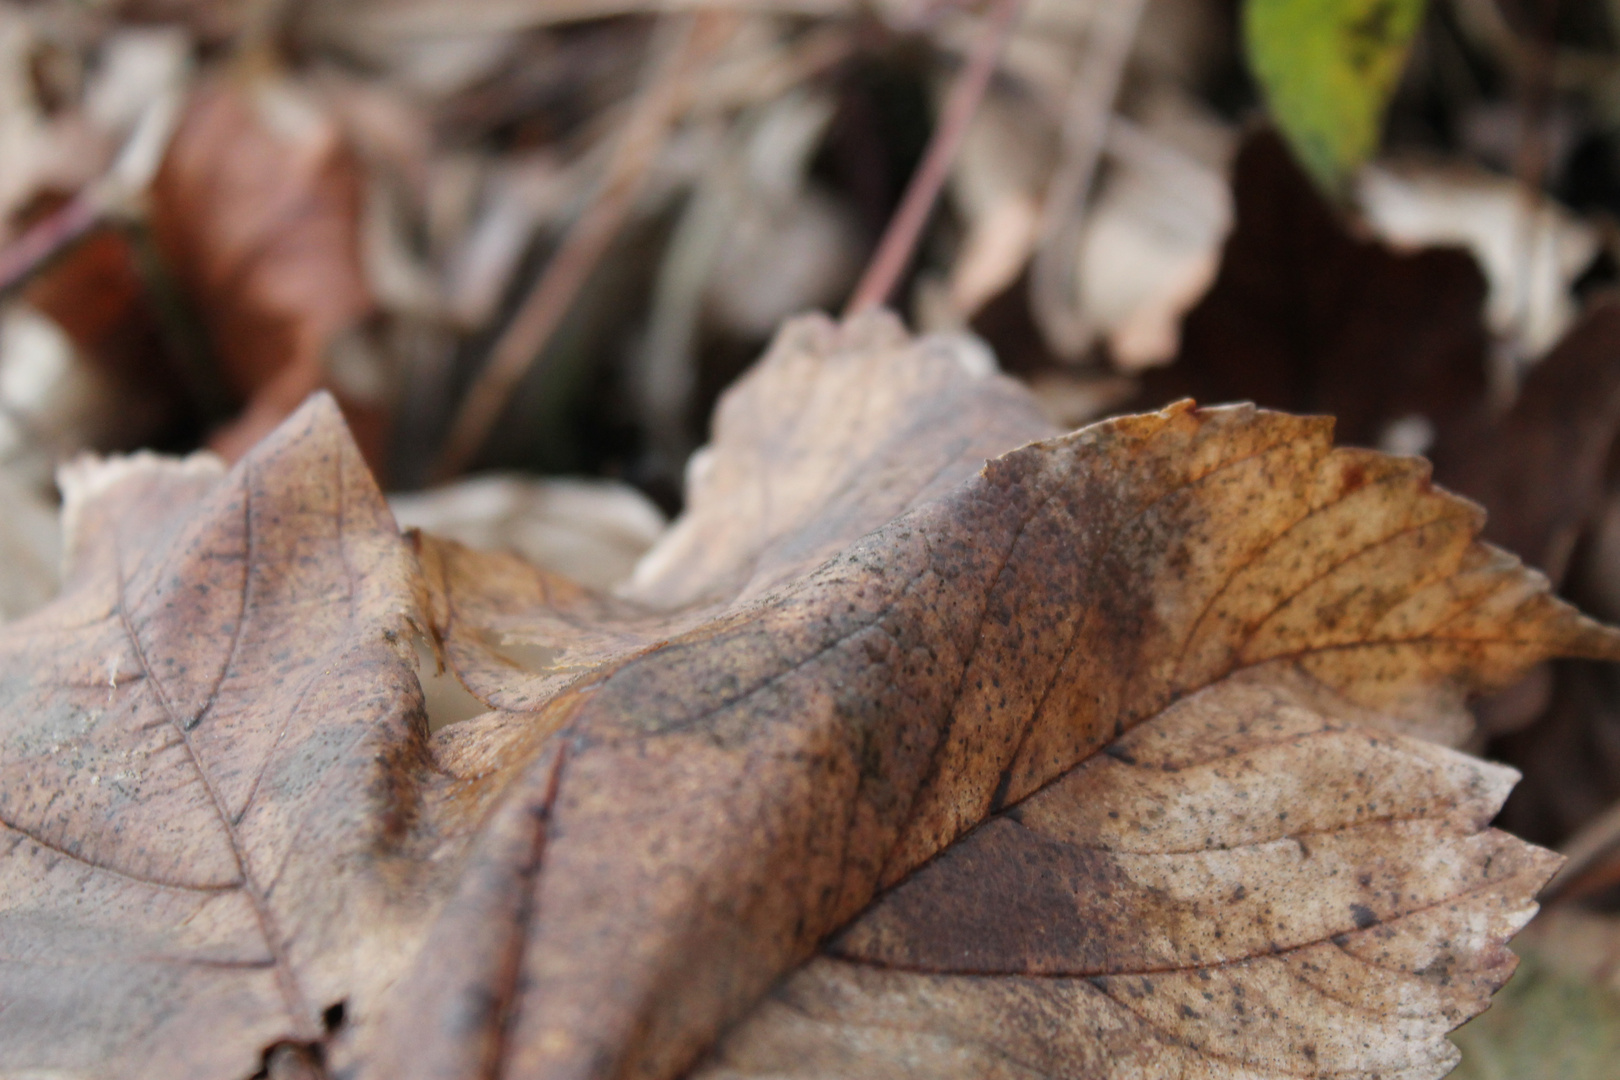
[0, 314, 1612, 1080]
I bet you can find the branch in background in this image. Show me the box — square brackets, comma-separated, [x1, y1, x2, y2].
[1027, 0, 1147, 358]
[843, 0, 1026, 317]
[0, 194, 103, 300]
[432, 12, 740, 482]
[1503, 0, 1563, 397]
[0, 89, 184, 301]
[1547, 797, 1620, 903]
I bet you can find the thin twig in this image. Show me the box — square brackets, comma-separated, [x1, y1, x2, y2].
[843, 0, 1026, 317]
[432, 12, 736, 481]
[0, 88, 184, 300]
[1499, 0, 1561, 405]
[0, 194, 103, 300]
[1027, 0, 1145, 357]
[1544, 797, 1620, 902]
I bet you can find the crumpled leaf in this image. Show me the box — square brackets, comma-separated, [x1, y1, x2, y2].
[2, 313, 1615, 1079]
[416, 313, 1051, 713]
[415, 312, 1610, 1077]
[1244, 0, 1426, 193]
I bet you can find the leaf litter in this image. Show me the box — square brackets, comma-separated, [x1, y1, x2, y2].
[4, 0, 1620, 1073]
[2, 313, 1617, 1078]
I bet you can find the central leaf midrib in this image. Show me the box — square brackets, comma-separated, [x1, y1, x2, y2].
[112, 473, 323, 1049]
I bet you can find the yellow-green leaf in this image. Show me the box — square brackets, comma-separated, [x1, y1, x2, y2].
[1244, 0, 1426, 193]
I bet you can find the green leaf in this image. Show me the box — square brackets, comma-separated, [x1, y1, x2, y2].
[1243, 0, 1426, 194]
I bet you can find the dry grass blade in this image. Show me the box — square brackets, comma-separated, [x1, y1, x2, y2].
[1029, 0, 1147, 356]
[0, 193, 101, 298]
[844, 0, 1027, 316]
[431, 12, 739, 481]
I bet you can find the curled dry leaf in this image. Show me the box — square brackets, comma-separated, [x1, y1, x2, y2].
[1, 313, 1616, 1079]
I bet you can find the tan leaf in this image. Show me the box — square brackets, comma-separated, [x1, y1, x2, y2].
[700, 677, 1554, 1078]
[405, 312, 1612, 1078]
[1, 314, 1615, 1079]
[415, 313, 1051, 712]
[0, 396, 441, 1080]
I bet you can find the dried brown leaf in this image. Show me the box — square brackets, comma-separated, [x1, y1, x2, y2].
[410, 312, 1611, 1078]
[1138, 131, 1620, 858]
[702, 679, 1553, 1078]
[0, 314, 1613, 1079]
[0, 397, 424, 1078]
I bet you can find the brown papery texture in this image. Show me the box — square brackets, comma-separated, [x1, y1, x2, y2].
[0, 396, 429, 1079]
[1, 313, 1614, 1080]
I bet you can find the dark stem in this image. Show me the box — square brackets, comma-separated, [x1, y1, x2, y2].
[0, 194, 102, 300]
[844, 0, 1026, 317]
[431, 13, 736, 482]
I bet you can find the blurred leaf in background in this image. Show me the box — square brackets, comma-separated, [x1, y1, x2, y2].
[1245, 0, 1427, 193]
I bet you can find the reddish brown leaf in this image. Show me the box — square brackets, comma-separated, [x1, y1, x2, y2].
[150, 74, 382, 468]
[24, 224, 164, 400]
[13, 201, 190, 450]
